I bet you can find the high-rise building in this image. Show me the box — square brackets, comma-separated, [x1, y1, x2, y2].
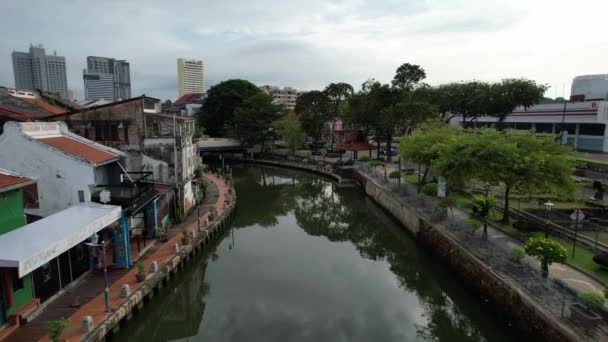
[83, 56, 131, 100]
[260, 85, 305, 111]
[12, 44, 68, 98]
[177, 58, 204, 97]
[571, 74, 608, 101]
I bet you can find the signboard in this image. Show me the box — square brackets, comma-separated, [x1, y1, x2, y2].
[570, 209, 585, 221]
[437, 177, 447, 198]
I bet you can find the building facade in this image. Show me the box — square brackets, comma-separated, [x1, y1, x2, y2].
[83, 56, 131, 101]
[571, 74, 608, 101]
[0, 170, 37, 330]
[260, 85, 305, 111]
[50, 97, 199, 215]
[177, 58, 204, 97]
[12, 45, 68, 99]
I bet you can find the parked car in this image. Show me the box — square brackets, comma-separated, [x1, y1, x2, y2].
[380, 148, 397, 156]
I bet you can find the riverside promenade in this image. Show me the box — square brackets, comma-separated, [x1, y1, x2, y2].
[2, 172, 233, 342]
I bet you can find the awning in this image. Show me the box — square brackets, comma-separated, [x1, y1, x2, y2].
[0, 202, 122, 277]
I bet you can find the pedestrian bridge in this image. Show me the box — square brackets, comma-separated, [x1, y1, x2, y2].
[198, 138, 244, 153]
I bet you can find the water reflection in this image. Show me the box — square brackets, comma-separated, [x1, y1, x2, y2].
[113, 166, 526, 342]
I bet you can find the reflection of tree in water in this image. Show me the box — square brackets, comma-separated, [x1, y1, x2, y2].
[230, 166, 302, 228]
[289, 172, 504, 342]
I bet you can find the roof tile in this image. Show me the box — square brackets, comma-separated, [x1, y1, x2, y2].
[37, 136, 119, 164]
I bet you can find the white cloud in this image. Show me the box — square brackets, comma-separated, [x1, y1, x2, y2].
[0, 0, 606, 100]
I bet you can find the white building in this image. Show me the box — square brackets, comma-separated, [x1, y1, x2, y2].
[260, 85, 305, 111]
[453, 100, 608, 152]
[0, 121, 125, 216]
[571, 74, 608, 101]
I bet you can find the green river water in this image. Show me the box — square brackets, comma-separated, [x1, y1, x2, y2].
[112, 165, 527, 342]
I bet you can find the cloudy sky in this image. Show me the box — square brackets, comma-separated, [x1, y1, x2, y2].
[1, 0, 606, 101]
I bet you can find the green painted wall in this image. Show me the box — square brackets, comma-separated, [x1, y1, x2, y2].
[0, 189, 26, 235]
[5, 274, 34, 316]
[0, 189, 34, 322]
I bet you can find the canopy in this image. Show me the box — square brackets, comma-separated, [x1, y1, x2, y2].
[0, 202, 122, 277]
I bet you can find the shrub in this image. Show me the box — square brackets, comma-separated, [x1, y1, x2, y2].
[465, 219, 481, 232]
[47, 318, 69, 342]
[524, 237, 568, 277]
[579, 292, 606, 308]
[358, 156, 371, 162]
[389, 170, 401, 179]
[512, 220, 538, 232]
[368, 160, 383, 168]
[136, 261, 146, 276]
[510, 248, 525, 261]
[422, 183, 438, 196]
[593, 252, 608, 268]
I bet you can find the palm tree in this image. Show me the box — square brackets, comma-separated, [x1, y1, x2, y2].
[472, 195, 496, 238]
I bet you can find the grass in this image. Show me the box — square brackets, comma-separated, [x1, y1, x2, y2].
[403, 173, 420, 184]
[294, 150, 311, 158]
[446, 190, 608, 283]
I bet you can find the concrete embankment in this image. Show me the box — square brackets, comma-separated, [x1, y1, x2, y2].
[354, 170, 579, 342]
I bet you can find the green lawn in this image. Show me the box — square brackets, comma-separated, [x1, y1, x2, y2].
[403, 173, 420, 184]
[446, 190, 608, 284]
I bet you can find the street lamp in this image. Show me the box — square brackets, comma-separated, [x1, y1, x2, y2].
[484, 182, 491, 197]
[85, 235, 111, 313]
[544, 201, 554, 238]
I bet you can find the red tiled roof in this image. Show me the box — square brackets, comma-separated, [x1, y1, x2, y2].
[0, 105, 51, 121]
[37, 136, 120, 164]
[20, 98, 66, 115]
[0, 171, 34, 193]
[174, 93, 204, 106]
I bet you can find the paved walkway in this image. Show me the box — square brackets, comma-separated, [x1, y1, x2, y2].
[2, 173, 229, 342]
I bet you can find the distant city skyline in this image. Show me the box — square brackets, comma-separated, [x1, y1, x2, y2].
[177, 58, 204, 97]
[12, 44, 68, 98]
[83, 56, 131, 101]
[2, 0, 608, 101]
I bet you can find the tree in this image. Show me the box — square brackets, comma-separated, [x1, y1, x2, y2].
[197, 79, 261, 136]
[392, 63, 426, 90]
[434, 81, 492, 126]
[524, 237, 567, 278]
[436, 130, 575, 223]
[324, 82, 354, 149]
[234, 93, 283, 154]
[399, 120, 461, 191]
[294, 90, 330, 142]
[471, 195, 496, 237]
[274, 112, 306, 156]
[486, 79, 548, 121]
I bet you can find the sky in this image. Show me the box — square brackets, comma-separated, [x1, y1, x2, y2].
[1, 0, 607, 101]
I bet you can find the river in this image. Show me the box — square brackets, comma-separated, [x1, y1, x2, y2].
[112, 165, 526, 342]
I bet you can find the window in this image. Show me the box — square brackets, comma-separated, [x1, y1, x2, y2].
[10, 269, 24, 292]
[557, 123, 576, 135]
[535, 123, 553, 133]
[514, 123, 532, 130]
[78, 190, 85, 203]
[579, 124, 605, 136]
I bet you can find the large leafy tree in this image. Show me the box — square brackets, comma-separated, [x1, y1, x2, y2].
[273, 112, 306, 156]
[234, 93, 284, 153]
[436, 130, 575, 223]
[294, 90, 330, 142]
[434, 81, 491, 126]
[486, 78, 549, 121]
[392, 63, 427, 90]
[324, 82, 354, 149]
[398, 120, 461, 190]
[197, 79, 261, 136]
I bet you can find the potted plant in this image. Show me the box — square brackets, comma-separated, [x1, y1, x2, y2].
[523, 237, 568, 278]
[181, 228, 190, 245]
[508, 248, 526, 270]
[47, 318, 69, 342]
[570, 292, 604, 329]
[136, 261, 146, 282]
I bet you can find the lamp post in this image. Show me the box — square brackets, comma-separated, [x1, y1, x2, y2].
[544, 201, 554, 238]
[86, 235, 111, 313]
[484, 182, 491, 197]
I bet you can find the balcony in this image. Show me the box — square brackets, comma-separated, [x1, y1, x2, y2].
[91, 172, 160, 215]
